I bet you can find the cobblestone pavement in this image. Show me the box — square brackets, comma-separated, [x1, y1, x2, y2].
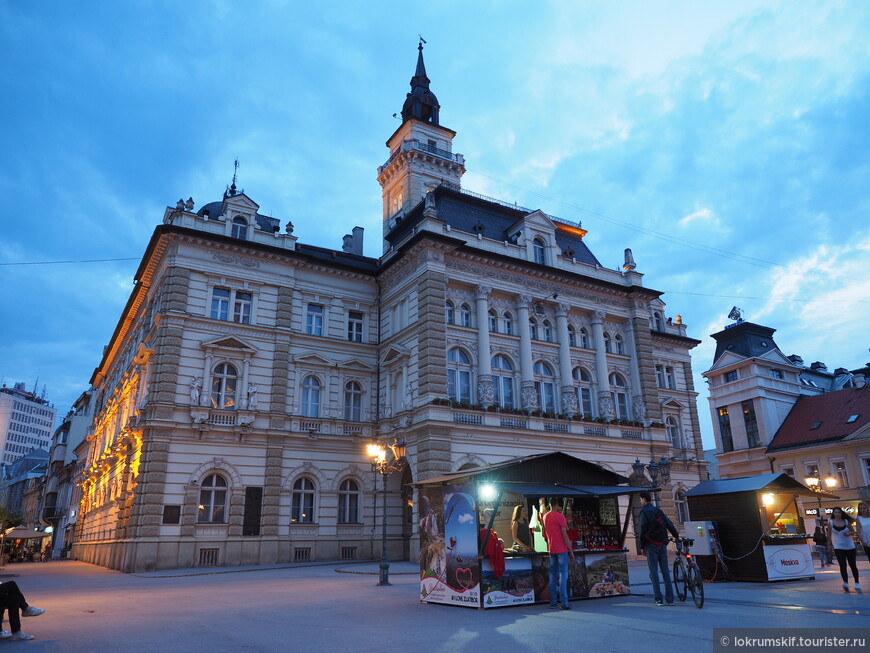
[2, 557, 867, 652]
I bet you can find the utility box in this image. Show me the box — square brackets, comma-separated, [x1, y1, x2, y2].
[682, 520, 715, 555]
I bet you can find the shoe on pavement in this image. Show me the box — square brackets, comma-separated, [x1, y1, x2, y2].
[855, 583, 862, 592]
[22, 606, 45, 617]
[666, 602, 675, 606]
[560, 604, 571, 610]
[655, 599, 664, 606]
[10, 632, 35, 641]
[0, 631, 10, 639]
[842, 582, 850, 591]
[549, 603, 558, 610]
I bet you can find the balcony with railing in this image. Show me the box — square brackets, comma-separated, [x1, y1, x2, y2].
[380, 139, 464, 172]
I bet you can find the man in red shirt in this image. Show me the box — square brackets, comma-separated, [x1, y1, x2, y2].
[542, 497, 574, 610]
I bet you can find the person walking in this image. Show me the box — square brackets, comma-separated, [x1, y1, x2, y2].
[0, 580, 45, 641]
[812, 523, 830, 568]
[511, 504, 533, 552]
[854, 502, 870, 564]
[542, 497, 574, 610]
[826, 506, 860, 592]
[638, 490, 680, 606]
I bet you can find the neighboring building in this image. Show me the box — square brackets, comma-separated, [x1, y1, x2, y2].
[1, 448, 49, 518]
[41, 390, 95, 557]
[702, 313, 868, 516]
[0, 383, 56, 466]
[75, 45, 707, 572]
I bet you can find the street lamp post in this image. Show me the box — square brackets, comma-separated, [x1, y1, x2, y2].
[632, 456, 672, 505]
[804, 472, 838, 526]
[366, 438, 407, 586]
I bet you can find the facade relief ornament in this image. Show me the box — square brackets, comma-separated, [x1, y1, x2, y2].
[521, 381, 538, 411]
[475, 285, 492, 300]
[560, 387, 578, 414]
[597, 391, 615, 420]
[632, 397, 647, 420]
[556, 302, 571, 317]
[593, 310, 606, 323]
[477, 375, 495, 406]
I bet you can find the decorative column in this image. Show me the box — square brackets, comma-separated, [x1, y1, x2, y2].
[623, 325, 646, 422]
[590, 310, 614, 419]
[240, 356, 251, 409]
[517, 295, 537, 411]
[555, 303, 577, 414]
[474, 286, 494, 406]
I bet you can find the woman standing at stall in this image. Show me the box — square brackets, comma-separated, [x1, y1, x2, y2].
[855, 502, 870, 563]
[511, 505, 533, 552]
[826, 507, 860, 592]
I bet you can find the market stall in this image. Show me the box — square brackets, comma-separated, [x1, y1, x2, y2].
[415, 452, 648, 609]
[685, 473, 822, 582]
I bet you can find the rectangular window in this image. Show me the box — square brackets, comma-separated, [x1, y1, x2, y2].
[535, 381, 556, 413]
[718, 406, 733, 452]
[781, 466, 795, 478]
[210, 287, 230, 321]
[862, 457, 870, 485]
[578, 387, 593, 416]
[742, 400, 760, 448]
[724, 370, 738, 383]
[306, 304, 323, 336]
[832, 461, 849, 488]
[666, 367, 676, 390]
[162, 505, 181, 525]
[448, 369, 471, 403]
[233, 292, 252, 324]
[805, 463, 819, 480]
[769, 369, 784, 380]
[655, 365, 666, 388]
[494, 376, 514, 409]
[614, 391, 628, 419]
[347, 311, 364, 342]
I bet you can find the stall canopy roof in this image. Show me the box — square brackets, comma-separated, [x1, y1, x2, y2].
[685, 473, 825, 498]
[491, 482, 651, 498]
[4, 527, 50, 539]
[413, 451, 630, 487]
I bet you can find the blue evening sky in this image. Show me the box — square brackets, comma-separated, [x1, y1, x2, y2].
[2, 1, 868, 449]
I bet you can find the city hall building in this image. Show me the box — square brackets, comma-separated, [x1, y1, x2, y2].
[75, 46, 706, 571]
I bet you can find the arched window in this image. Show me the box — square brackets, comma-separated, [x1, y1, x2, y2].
[534, 361, 557, 413]
[667, 416, 682, 448]
[344, 381, 363, 422]
[541, 320, 553, 342]
[291, 477, 315, 523]
[614, 334, 625, 355]
[604, 332, 612, 353]
[458, 303, 472, 327]
[529, 319, 538, 340]
[653, 312, 664, 331]
[573, 367, 594, 417]
[488, 309, 498, 333]
[567, 325, 576, 347]
[447, 348, 472, 403]
[503, 312, 514, 335]
[445, 301, 455, 325]
[211, 363, 238, 409]
[338, 479, 360, 524]
[231, 216, 248, 240]
[491, 355, 515, 409]
[198, 474, 227, 523]
[301, 375, 321, 417]
[608, 372, 629, 419]
[533, 237, 546, 265]
[579, 327, 590, 349]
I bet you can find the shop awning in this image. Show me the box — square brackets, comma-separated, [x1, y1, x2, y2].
[452, 481, 648, 498]
[3, 527, 51, 539]
[685, 473, 826, 498]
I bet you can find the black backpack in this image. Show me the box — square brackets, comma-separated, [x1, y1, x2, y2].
[644, 508, 668, 545]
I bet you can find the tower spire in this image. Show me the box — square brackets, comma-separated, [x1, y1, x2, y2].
[401, 40, 440, 125]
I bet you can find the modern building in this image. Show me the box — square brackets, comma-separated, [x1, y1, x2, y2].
[74, 45, 707, 572]
[0, 383, 56, 466]
[702, 313, 868, 516]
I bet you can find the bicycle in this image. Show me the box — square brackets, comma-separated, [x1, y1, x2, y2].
[671, 537, 704, 608]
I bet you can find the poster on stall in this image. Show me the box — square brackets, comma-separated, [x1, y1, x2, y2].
[531, 554, 590, 603]
[764, 543, 814, 580]
[420, 484, 480, 607]
[482, 556, 534, 608]
[585, 552, 631, 597]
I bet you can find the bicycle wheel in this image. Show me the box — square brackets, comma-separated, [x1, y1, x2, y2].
[673, 559, 687, 601]
[689, 563, 704, 608]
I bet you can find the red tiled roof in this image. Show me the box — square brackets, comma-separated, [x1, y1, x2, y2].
[767, 385, 870, 451]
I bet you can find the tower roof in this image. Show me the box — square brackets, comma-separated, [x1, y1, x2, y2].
[710, 321, 780, 362]
[401, 42, 440, 125]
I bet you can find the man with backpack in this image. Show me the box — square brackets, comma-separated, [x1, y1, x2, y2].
[638, 490, 680, 606]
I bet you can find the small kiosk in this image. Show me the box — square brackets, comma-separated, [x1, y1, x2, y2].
[414, 452, 648, 609]
[686, 473, 821, 582]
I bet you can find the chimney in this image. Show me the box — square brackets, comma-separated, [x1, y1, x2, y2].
[342, 227, 364, 255]
[787, 354, 804, 366]
[810, 361, 827, 372]
[854, 374, 866, 388]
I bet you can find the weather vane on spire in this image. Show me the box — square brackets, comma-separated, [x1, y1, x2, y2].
[418, 35, 427, 47]
[227, 158, 240, 196]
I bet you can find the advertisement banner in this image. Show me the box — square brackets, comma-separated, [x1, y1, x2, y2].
[585, 552, 631, 597]
[764, 543, 815, 580]
[420, 484, 480, 607]
[482, 556, 534, 608]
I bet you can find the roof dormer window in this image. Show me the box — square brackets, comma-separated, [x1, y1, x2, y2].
[533, 237, 546, 265]
[232, 216, 248, 240]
